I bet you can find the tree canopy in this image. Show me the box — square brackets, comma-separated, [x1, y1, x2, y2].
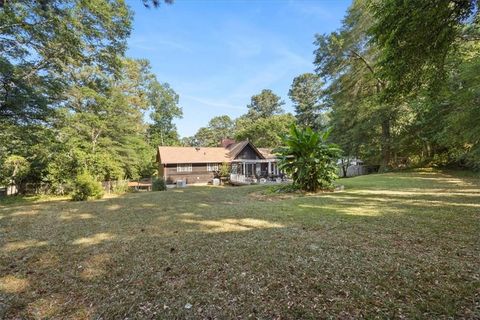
[246, 89, 285, 119]
[313, 0, 480, 170]
[0, 0, 182, 192]
[288, 73, 325, 130]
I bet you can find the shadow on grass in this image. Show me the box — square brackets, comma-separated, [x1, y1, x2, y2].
[0, 170, 479, 318]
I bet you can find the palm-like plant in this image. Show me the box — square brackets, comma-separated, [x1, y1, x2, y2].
[275, 124, 341, 192]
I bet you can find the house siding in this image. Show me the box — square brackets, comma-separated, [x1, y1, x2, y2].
[163, 163, 217, 184]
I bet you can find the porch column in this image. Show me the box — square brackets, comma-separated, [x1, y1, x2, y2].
[267, 161, 271, 175]
[243, 162, 246, 176]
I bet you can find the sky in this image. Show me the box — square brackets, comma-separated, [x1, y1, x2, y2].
[126, 0, 351, 137]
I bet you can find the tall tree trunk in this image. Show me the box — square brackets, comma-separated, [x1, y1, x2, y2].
[380, 118, 391, 171]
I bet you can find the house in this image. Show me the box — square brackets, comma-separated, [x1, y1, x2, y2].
[156, 139, 280, 185]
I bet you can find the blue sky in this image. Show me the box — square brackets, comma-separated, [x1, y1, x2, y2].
[126, 0, 351, 137]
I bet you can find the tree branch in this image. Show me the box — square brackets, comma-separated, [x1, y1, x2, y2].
[349, 50, 376, 76]
[349, 49, 385, 87]
[0, 18, 54, 31]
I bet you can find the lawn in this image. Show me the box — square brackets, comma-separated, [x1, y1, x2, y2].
[0, 170, 479, 319]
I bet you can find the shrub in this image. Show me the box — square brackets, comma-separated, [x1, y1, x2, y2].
[152, 177, 166, 191]
[275, 124, 341, 192]
[112, 180, 129, 194]
[71, 172, 104, 201]
[219, 162, 230, 178]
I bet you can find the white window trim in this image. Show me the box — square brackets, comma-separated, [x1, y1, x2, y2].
[177, 163, 192, 173]
[207, 163, 219, 172]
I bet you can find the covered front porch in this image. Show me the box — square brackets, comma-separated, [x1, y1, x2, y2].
[229, 159, 282, 185]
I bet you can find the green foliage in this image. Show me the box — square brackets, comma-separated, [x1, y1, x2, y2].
[152, 177, 167, 191]
[370, 0, 477, 98]
[313, 0, 480, 172]
[246, 89, 285, 119]
[314, 0, 394, 168]
[54, 58, 176, 182]
[0, 2, 183, 194]
[218, 162, 230, 178]
[235, 114, 296, 148]
[71, 172, 104, 201]
[289, 73, 325, 129]
[275, 124, 341, 192]
[1, 155, 30, 186]
[112, 180, 129, 194]
[194, 115, 234, 147]
[180, 136, 199, 147]
[0, 0, 132, 126]
[148, 81, 183, 147]
[190, 90, 289, 149]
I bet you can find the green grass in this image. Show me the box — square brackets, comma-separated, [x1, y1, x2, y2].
[0, 194, 69, 206]
[0, 170, 479, 319]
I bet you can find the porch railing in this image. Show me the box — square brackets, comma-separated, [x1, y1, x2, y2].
[230, 173, 247, 184]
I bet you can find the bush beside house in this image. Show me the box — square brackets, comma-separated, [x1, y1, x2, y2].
[152, 177, 167, 191]
[71, 172, 104, 201]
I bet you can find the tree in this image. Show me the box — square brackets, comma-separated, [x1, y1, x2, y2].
[370, 0, 478, 99]
[234, 114, 296, 148]
[367, 0, 480, 168]
[180, 136, 199, 147]
[54, 58, 160, 181]
[1, 155, 30, 190]
[275, 124, 341, 192]
[314, 0, 396, 169]
[148, 81, 183, 147]
[0, 0, 187, 194]
[0, 0, 132, 126]
[289, 73, 325, 129]
[194, 115, 234, 147]
[313, 0, 480, 172]
[246, 89, 285, 119]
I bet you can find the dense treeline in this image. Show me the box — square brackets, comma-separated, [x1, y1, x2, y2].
[0, 0, 182, 192]
[316, 0, 479, 170]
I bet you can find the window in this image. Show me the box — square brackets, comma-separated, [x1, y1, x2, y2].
[177, 164, 192, 172]
[207, 163, 219, 172]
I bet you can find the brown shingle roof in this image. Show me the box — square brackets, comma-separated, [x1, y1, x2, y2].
[157, 141, 277, 164]
[157, 146, 231, 164]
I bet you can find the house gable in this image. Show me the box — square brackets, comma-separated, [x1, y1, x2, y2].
[231, 142, 265, 160]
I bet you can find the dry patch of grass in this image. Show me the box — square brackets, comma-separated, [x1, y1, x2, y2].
[0, 170, 479, 319]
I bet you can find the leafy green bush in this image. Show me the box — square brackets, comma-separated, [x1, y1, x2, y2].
[218, 162, 230, 178]
[112, 180, 129, 194]
[275, 124, 341, 192]
[152, 177, 166, 191]
[71, 172, 104, 201]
